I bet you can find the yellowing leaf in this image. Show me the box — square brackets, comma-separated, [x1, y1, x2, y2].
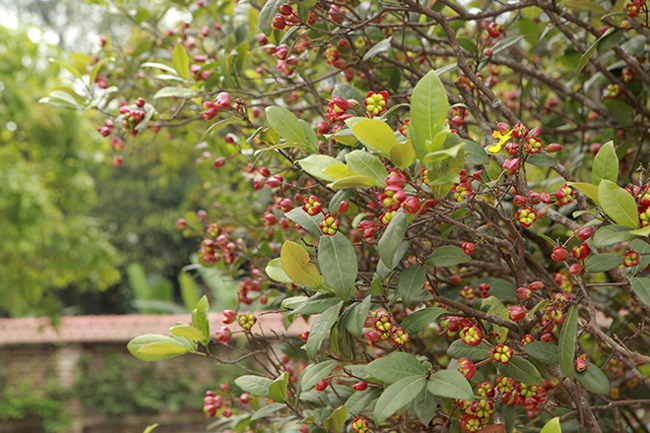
[280, 241, 323, 288]
[327, 176, 376, 189]
[389, 140, 416, 169]
[323, 164, 357, 179]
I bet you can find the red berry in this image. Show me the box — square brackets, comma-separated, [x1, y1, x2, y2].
[352, 381, 368, 391]
[316, 378, 329, 392]
[338, 200, 349, 215]
[551, 247, 569, 262]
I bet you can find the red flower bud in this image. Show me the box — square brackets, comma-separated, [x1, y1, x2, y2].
[551, 247, 569, 262]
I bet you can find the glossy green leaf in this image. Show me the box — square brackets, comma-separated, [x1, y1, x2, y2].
[297, 155, 345, 182]
[427, 370, 474, 400]
[201, 118, 239, 140]
[569, 182, 600, 205]
[524, 341, 560, 365]
[630, 277, 650, 309]
[389, 140, 416, 169]
[266, 258, 292, 283]
[598, 180, 639, 228]
[377, 209, 407, 270]
[412, 388, 437, 426]
[597, 29, 624, 52]
[363, 37, 392, 61]
[318, 233, 358, 300]
[630, 225, 650, 236]
[374, 375, 426, 424]
[564, 0, 607, 14]
[269, 372, 289, 402]
[345, 388, 382, 414]
[575, 37, 598, 76]
[324, 405, 347, 432]
[424, 143, 465, 163]
[300, 360, 339, 390]
[526, 154, 557, 167]
[365, 352, 427, 383]
[251, 403, 286, 421]
[410, 71, 449, 157]
[291, 293, 342, 316]
[49, 58, 83, 79]
[540, 417, 561, 433]
[153, 87, 197, 99]
[629, 239, 650, 274]
[464, 140, 489, 165]
[344, 295, 372, 337]
[169, 323, 208, 342]
[398, 264, 427, 306]
[142, 424, 159, 433]
[500, 356, 543, 386]
[305, 301, 343, 360]
[280, 241, 322, 288]
[332, 84, 364, 106]
[235, 375, 273, 399]
[447, 339, 490, 361]
[172, 44, 190, 80]
[592, 141, 618, 186]
[400, 307, 447, 336]
[593, 224, 635, 247]
[266, 106, 307, 146]
[585, 253, 623, 272]
[327, 175, 377, 190]
[481, 296, 510, 343]
[350, 119, 397, 155]
[559, 305, 579, 378]
[140, 62, 178, 74]
[136, 342, 190, 357]
[425, 246, 472, 267]
[285, 208, 322, 236]
[345, 150, 388, 186]
[299, 120, 319, 151]
[574, 364, 610, 394]
[258, 0, 285, 35]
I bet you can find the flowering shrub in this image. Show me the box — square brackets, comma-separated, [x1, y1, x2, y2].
[47, 0, 650, 431]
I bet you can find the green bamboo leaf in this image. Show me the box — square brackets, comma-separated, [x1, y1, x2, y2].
[592, 141, 618, 185]
[559, 305, 579, 378]
[374, 376, 427, 424]
[305, 301, 343, 360]
[598, 180, 639, 228]
[280, 241, 323, 288]
[318, 233, 358, 300]
[427, 370, 474, 400]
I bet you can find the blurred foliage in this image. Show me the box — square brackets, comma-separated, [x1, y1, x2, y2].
[0, 24, 120, 317]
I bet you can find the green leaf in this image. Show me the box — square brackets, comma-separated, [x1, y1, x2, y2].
[630, 277, 650, 309]
[266, 106, 308, 146]
[269, 372, 289, 402]
[363, 37, 392, 61]
[464, 141, 489, 165]
[569, 182, 600, 205]
[281, 241, 323, 288]
[481, 296, 510, 343]
[400, 307, 447, 336]
[410, 71, 449, 157]
[285, 208, 322, 237]
[605, 98, 635, 126]
[258, 0, 284, 35]
[598, 180, 639, 228]
[318, 233, 358, 300]
[447, 339, 491, 362]
[344, 295, 372, 337]
[235, 375, 273, 399]
[345, 388, 382, 414]
[593, 224, 635, 247]
[350, 119, 397, 155]
[574, 364, 610, 394]
[142, 424, 159, 433]
[559, 305, 579, 379]
[327, 175, 377, 189]
[585, 253, 623, 272]
[576, 38, 598, 76]
[523, 341, 560, 365]
[136, 342, 190, 357]
[398, 264, 427, 306]
[323, 405, 347, 432]
[374, 376, 427, 424]
[412, 388, 437, 426]
[424, 143, 465, 163]
[300, 120, 319, 151]
[564, 0, 607, 14]
[540, 417, 562, 433]
[140, 62, 178, 75]
[128, 335, 190, 362]
[49, 58, 83, 79]
[299, 360, 339, 390]
[592, 141, 618, 185]
[172, 44, 190, 80]
[332, 84, 365, 107]
[630, 225, 650, 236]
[425, 246, 472, 267]
[153, 87, 197, 99]
[500, 356, 543, 386]
[345, 151, 388, 186]
[201, 118, 239, 140]
[179, 272, 200, 312]
[427, 370, 474, 400]
[266, 258, 292, 283]
[389, 140, 416, 169]
[629, 239, 650, 274]
[305, 301, 343, 360]
[377, 209, 407, 270]
[526, 154, 557, 167]
[169, 323, 208, 343]
[597, 29, 624, 52]
[291, 293, 342, 316]
[251, 403, 286, 421]
[89, 57, 114, 87]
[365, 352, 427, 383]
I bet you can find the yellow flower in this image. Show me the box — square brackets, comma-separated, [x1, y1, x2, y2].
[488, 130, 513, 153]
